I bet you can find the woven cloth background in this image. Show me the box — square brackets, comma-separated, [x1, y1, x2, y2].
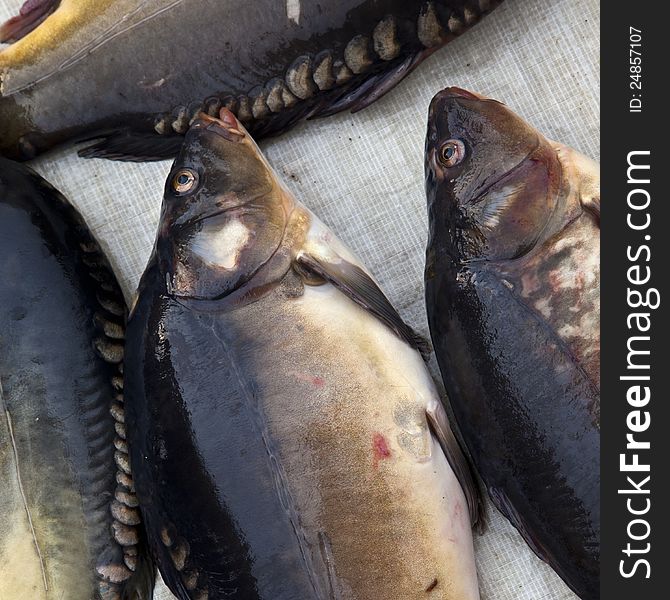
[0, 1, 599, 598]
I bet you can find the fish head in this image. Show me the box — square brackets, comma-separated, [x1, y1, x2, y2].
[156, 109, 293, 301]
[425, 87, 562, 262]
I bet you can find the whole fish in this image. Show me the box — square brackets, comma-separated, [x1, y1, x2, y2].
[0, 0, 503, 161]
[0, 158, 153, 599]
[424, 87, 600, 599]
[125, 108, 481, 600]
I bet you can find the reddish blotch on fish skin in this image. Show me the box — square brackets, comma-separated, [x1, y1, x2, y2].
[372, 433, 391, 468]
[292, 371, 325, 387]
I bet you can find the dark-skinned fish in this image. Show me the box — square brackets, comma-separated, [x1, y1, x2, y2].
[0, 0, 503, 161]
[0, 158, 153, 599]
[424, 87, 600, 599]
[125, 108, 482, 600]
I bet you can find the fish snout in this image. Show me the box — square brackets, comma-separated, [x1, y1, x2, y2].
[440, 87, 487, 101]
[429, 86, 501, 119]
[429, 86, 484, 118]
[190, 108, 246, 142]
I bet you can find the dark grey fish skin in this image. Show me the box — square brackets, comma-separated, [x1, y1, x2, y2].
[0, 0, 503, 161]
[125, 109, 481, 600]
[424, 88, 600, 599]
[0, 158, 153, 599]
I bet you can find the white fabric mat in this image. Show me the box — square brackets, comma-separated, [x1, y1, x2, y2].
[0, 1, 599, 598]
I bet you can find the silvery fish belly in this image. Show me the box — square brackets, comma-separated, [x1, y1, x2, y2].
[0, 159, 153, 599]
[0, 0, 503, 161]
[424, 88, 600, 599]
[126, 109, 481, 600]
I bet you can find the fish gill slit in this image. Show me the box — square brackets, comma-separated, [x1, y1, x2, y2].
[205, 317, 326, 599]
[2, 400, 49, 592]
[154, 0, 496, 136]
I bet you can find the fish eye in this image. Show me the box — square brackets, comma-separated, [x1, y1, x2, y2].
[438, 139, 466, 168]
[172, 169, 199, 195]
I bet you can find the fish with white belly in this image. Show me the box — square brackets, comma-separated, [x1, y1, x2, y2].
[125, 108, 481, 600]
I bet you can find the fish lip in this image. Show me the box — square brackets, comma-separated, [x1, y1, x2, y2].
[190, 111, 245, 142]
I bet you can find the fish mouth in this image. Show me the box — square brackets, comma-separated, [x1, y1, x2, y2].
[467, 138, 540, 206]
[190, 109, 246, 142]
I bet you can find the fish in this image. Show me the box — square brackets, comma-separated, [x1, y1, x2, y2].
[0, 157, 154, 600]
[125, 107, 482, 600]
[0, 0, 503, 161]
[424, 87, 600, 599]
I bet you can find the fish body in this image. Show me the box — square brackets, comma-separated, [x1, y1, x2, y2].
[0, 0, 502, 160]
[0, 158, 152, 599]
[424, 87, 600, 599]
[126, 109, 481, 599]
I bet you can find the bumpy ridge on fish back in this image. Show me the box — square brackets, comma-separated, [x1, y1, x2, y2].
[79, 0, 502, 161]
[26, 168, 153, 600]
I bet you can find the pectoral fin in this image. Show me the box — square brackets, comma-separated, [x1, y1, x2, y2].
[78, 131, 184, 162]
[426, 400, 482, 528]
[295, 250, 431, 357]
[581, 192, 600, 223]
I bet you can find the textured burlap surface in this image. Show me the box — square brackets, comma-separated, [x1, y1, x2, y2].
[0, 1, 599, 598]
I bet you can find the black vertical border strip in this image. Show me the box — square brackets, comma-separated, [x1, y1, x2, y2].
[601, 4, 667, 598]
